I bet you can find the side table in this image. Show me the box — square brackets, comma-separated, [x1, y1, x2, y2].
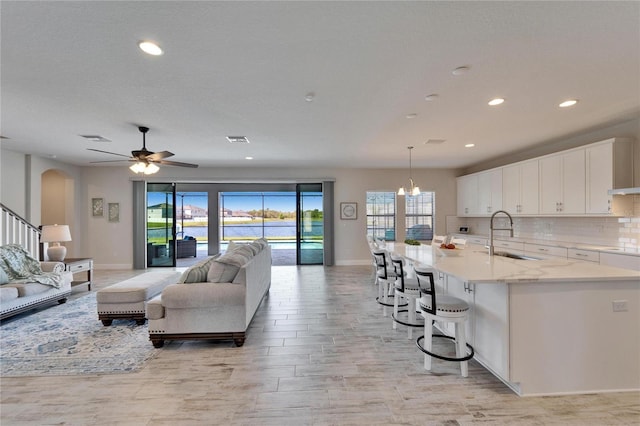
[63, 258, 93, 291]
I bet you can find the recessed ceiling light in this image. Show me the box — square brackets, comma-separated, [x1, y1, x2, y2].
[465, 143, 475, 148]
[488, 98, 505, 106]
[452, 66, 470, 76]
[559, 99, 578, 108]
[138, 41, 163, 56]
[424, 94, 439, 101]
[406, 113, 417, 119]
[305, 92, 315, 102]
[245, 156, 253, 160]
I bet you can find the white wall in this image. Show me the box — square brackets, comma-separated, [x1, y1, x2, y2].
[81, 165, 459, 267]
[2, 115, 638, 267]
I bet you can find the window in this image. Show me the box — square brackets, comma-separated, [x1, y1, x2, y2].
[366, 192, 396, 241]
[405, 192, 435, 241]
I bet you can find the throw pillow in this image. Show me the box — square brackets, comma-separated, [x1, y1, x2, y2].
[207, 252, 248, 283]
[0, 267, 8, 285]
[179, 256, 217, 284]
[234, 245, 255, 259]
[207, 261, 240, 283]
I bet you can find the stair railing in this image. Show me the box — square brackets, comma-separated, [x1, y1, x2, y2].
[1, 202, 41, 260]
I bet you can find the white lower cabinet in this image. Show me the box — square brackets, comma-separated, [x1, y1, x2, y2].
[442, 275, 510, 380]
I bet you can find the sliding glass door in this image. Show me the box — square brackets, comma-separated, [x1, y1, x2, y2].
[147, 183, 175, 267]
[297, 184, 323, 265]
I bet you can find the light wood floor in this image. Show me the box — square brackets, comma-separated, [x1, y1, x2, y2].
[1, 265, 639, 425]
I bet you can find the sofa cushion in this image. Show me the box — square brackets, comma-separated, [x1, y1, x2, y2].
[178, 255, 219, 284]
[207, 261, 240, 283]
[234, 245, 255, 259]
[0, 286, 19, 303]
[207, 251, 249, 283]
[4, 282, 52, 297]
[253, 238, 268, 250]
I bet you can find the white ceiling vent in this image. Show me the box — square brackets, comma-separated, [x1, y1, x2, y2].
[80, 135, 111, 142]
[425, 139, 446, 145]
[226, 136, 250, 144]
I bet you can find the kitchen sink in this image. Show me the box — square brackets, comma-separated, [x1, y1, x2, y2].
[475, 250, 541, 260]
[494, 251, 541, 260]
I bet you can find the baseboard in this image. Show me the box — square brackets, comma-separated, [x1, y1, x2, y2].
[94, 263, 133, 270]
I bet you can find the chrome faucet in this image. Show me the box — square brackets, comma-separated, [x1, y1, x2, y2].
[489, 210, 514, 256]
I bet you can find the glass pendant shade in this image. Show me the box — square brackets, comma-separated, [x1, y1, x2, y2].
[398, 146, 420, 196]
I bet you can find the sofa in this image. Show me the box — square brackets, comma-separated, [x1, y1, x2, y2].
[0, 244, 73, 320]
[147, 238, 272, 347]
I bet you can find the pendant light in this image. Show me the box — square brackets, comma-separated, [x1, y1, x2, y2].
[398, 146, 420, 196]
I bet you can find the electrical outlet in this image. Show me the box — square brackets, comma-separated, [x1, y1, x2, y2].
[612, 300, 628, 312]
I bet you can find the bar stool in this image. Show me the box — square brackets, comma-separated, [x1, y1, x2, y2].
[414, 266, 474, 377]
[372, 249, 404, 317]
[390, 255, 423, 339]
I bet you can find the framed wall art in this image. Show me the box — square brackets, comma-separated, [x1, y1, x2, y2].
[340, 202, 357, 220]
[92, 198, 104, 217]
[108, 203, 120, 223]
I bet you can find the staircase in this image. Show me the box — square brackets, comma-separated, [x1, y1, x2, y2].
[1, 203, 41, 260]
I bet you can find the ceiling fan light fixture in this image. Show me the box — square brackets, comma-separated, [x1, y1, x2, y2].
[138, 41, 163, 56]
[144, 163, 160, 174]
[129, 161, 159, 175]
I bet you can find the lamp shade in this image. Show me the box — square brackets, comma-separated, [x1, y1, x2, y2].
[41, 224, 72, 243]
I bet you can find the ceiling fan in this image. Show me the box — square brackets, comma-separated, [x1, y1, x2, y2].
[88, 126, 198, 173]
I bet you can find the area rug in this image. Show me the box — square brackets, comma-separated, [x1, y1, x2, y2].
[0, 295, 157, 376]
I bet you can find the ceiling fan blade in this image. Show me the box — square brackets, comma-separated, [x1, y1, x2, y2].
[89, 160, 133, 164]
[146, 151, 174, 161]
[156, 159, 199, 168]
[87, 148, 131, 158]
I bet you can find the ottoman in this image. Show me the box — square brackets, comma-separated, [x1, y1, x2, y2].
[96, 271, 182, 325]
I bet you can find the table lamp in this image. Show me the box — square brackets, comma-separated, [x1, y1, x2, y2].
[41, 224, 72, 261]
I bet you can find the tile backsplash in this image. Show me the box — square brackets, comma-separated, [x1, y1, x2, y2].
[448, 213, 640, 252]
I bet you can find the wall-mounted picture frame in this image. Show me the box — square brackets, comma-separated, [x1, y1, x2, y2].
[92, 198, 104, 217]
[108, 203, 120, 223]
[340, 202, 357, 220]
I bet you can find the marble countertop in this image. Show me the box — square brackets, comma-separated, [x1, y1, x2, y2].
[453, 234, 640, 256]
[385, 242, 640, 284]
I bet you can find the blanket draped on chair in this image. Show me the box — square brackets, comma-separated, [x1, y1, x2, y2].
[0, 244, 63, 288]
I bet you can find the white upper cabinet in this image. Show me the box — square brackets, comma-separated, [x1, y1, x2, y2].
[477, 169, 503, 215]
[458, 138, 634, 218]
[502, 159, 539, 215]
[457, 169, 501, 216]
[539, 149, 585, 215]
[585, 138, 633, 215]
[457, 174, 478, 216]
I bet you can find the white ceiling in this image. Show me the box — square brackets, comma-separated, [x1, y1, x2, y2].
[1, 1, 639, 170]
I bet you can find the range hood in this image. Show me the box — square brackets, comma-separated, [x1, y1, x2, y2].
[608, 187, 640, 195]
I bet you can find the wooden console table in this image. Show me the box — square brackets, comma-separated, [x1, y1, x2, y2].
[63, 258, 93, 291]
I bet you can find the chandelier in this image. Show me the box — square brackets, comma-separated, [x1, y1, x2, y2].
[398, 146, 420, 196]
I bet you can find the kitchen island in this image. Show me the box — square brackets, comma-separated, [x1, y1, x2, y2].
[385, 242, 640, 396]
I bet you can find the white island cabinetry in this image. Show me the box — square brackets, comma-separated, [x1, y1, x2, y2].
[388, 242, 640, 396]
[443, 275, 510, 381]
